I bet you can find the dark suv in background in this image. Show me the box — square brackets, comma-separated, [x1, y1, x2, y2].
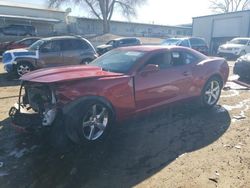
[0, 24, 36, 36]
[96, 37, 142, 55]
[161, 37, 209, 55]
[2, 36, 98, 76]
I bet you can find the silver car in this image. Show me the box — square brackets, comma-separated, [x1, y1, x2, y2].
[2, 36, 98, 77]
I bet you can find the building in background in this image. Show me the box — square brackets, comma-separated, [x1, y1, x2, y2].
[68, 17, 192, 38]
[192, 10, 250, 54]
[0, 2, 192, 43]
[0, 1, 68, 42]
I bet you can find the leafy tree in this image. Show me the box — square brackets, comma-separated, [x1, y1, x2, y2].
[210, 0, 250, 13]
[49, 0, 146, 33]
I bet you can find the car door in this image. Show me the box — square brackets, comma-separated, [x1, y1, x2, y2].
[61, 39, 80, 65]
[168, 50, 197, 98]
[134, 50, 194, 111]
[38, 40, 63, 68]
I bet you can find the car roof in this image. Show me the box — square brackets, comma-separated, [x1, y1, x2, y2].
[232, 37, 250, 40]
[117, 45, 184, 52]
[20, 37, 41, 40]
[42, 36, 85, 41]
[112, 37, 140, 41]
[165, 37, 205, 41]
[117, 45, 208, 59]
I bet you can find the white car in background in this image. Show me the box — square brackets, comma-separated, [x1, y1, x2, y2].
[217, 37, 250, 59]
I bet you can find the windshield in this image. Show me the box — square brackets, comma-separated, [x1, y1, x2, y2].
[29, 39, 45, 50]
[90, 50, 145, 73]
[162, 38, 182, 46]
[229, 39, 248, 45]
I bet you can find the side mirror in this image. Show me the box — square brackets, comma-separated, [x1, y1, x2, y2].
[140, 64, 159, 75]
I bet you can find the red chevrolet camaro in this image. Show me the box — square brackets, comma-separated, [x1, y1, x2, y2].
[9, 46, 229, 144]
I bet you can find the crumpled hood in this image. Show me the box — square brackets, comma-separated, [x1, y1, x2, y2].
[220, 43, 244, 49]
[20, 65, 123, 83]
[97, 44, 113, 49]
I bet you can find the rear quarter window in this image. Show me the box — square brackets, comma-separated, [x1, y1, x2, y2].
[61, 39, 90, 51]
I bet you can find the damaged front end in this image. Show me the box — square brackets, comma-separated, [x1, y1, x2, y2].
[9, 81, 58, 131]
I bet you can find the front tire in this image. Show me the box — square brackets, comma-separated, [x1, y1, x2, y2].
[73, 101, 114, 144]
[200, 77, 222, 108]
[15, 62, 33, 77]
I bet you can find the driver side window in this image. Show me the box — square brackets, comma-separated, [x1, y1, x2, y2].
[40, 41, 61, 53]
[171, 51, 198, 66]
[145, 52, 172, 69]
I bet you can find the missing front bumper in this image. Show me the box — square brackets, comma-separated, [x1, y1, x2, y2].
[9, 106, 42, 131]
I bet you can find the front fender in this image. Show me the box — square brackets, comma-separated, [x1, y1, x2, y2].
[15, 57, 37, 67]
[62, 95, 115, 118]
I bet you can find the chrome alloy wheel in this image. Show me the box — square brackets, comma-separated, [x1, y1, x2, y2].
[204, 80, 221, 106]
[82, 104, 109, 141]
[17, 64, 31, 76]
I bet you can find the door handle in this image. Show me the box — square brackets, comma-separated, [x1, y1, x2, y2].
[183, 71, 191, 76]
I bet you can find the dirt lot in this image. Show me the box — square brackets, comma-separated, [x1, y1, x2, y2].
[0, 61, 250, 188]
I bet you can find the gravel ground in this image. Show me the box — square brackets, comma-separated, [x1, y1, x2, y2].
[0, 61, 250, 188]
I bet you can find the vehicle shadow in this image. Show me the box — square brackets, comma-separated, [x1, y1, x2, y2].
[0, 104, 231, 188]
[0, 72, 20, 87]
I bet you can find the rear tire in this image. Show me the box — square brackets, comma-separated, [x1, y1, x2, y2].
[200, 77, 222, 108]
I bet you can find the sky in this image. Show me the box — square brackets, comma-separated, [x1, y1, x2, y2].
[3, 0, 214, 25]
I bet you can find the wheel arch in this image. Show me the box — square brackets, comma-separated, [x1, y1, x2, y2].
[15, 58, 36, 67]
[62, 95, 116, 121]
[207, 73, 224, 86]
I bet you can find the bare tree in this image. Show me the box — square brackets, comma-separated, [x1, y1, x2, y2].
[49, 0, 146, 33]
[210, 0, 250, 13]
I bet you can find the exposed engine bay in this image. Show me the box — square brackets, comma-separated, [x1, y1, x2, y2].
[9, 82, 57, 128]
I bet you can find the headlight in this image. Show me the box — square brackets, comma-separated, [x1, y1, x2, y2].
[2, 52, 12, 63]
